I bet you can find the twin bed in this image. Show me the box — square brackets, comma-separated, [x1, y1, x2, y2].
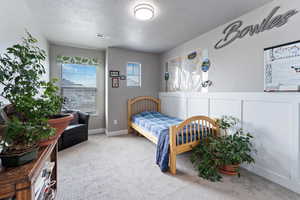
[128, 96, 220, 175]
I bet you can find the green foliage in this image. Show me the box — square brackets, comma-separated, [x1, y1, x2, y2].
[2, 118, 55, 153]
[191, 138, 222, 182]
[216, 115, 239, 130]
[0, 31, 62, 153]
[191, 129, 255, 182]
[215, 129, 255, 166]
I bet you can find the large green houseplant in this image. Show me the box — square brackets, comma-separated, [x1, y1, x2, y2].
[191, 116, 255, 182]
[0, 32, 73, 167]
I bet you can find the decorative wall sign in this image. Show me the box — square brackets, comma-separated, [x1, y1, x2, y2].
[264, 40, 300, 92]
[201, 80, 213, 88]
[120, 75, 126, 80]
[109, 70, 120, 77]
[215, 6, 298, 50]
[112, 77, 120, 88]
[164, 71, 170, 81]
[188, 51, 197, 60]
[201, 58, 211, 72]
[164, 63, 169, 92]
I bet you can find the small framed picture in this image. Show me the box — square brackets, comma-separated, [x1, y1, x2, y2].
[120, 75, 126, 80]
[112, 77, 119, 88]
[109, 70, 120, 77]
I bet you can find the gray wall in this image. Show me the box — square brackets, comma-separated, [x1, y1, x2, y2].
[0, 0, 49, 105]
[106, 47, 160, 132]
[49, 44, 105, 130]
[161, 0, 300, 92]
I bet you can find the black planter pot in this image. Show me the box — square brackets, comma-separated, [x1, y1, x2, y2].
[0, 147, 38, 168]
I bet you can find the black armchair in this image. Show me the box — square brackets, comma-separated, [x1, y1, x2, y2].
[58, 111, 90, 151]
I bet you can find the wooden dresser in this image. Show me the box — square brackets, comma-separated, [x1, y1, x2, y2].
[0, 140, 58, 200]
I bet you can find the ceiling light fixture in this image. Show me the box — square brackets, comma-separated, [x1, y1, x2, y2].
[134, 3, 154, 21]
[96, 33, 105, 39]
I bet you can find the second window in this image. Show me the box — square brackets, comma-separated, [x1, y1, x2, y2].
[127, 62, 141, 87]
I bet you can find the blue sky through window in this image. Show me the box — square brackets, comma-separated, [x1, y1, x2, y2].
[62, 64, 96, 87]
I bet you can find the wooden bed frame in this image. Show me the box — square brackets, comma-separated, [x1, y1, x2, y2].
[128, 96, 220, 175]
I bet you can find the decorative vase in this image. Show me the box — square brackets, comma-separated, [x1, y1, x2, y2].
[201, 58, 211, 72]
[39, 114, 73, 147]
[164, 72, 169, 81]
[0, 146, 39, 167]
[219, 164, 240, 175]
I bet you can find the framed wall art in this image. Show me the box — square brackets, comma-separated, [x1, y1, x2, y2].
[112, 77, 120, 88]
[264, 40, 300, 92]
[109, 70, 120, 77]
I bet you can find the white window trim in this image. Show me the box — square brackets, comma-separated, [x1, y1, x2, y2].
[127, 62, 141, 88]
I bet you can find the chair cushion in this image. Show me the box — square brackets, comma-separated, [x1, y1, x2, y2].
[60, 124, 88, 150]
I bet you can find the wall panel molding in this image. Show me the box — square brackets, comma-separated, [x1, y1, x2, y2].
[159, 92, 300, 194]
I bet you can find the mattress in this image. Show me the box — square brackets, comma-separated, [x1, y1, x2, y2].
[132, 111, 182, 138]
[132, 111, 205, 144]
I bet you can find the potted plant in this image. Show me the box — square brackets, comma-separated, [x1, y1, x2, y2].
[0, 32, 72, 167]
[216, 129, 255, 175]
[216, 115, 240, 135]
[191, 116, 255, 182]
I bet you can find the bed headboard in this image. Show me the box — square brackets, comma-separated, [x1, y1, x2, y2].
[128, 96, 161, 127]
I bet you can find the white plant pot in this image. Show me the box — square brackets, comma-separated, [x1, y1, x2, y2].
[220, 129, 227, 136]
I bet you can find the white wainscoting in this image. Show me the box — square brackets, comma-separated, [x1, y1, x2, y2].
[159, 92, 300, 194]
[161, 93, 187, 119]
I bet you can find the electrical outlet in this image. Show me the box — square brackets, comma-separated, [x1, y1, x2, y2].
[113, 120, 118, 125]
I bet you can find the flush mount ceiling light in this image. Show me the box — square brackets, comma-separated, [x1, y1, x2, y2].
[134, 3, 154, 21]
[96, 33, 105, 39]
[96, 33, 110, 40]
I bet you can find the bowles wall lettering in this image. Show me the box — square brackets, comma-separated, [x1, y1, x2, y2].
[215, 6, 298, 50]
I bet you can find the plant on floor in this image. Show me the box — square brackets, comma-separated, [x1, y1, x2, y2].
[191, 116, 255, 182]
[191, 136, 222, 182]
[0, 31, 71, 166]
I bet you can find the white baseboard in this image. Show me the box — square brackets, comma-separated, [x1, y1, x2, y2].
[106, 129, 128, 137]
[88, 128, 106, 135]
[243, 165, 300, 194]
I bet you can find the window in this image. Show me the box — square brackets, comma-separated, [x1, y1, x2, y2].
[127, 62, 141, 87]
[61, 64, 97, 114]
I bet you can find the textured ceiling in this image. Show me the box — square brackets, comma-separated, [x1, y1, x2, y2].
[26, 0, 273, 53]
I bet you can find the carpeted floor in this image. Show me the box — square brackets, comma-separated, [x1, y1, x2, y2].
[57, 134, 300, 200]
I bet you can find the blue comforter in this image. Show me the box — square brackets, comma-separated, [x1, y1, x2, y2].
[132, 111, 182, 172]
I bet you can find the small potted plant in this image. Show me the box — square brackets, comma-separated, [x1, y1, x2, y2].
[191, 116, 255, 181]
[0, 32, 73, 167]
[216, 115, 240, 135]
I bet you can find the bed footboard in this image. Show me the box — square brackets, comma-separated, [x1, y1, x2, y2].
[169, 116, 220, 175]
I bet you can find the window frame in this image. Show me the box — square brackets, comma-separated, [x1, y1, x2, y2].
[126, 62, 141, 88]
[60, 63, 98, 115]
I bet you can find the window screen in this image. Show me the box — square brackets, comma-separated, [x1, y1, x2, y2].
[61, 64, 97, 114]
[127, 62, 141, 87]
